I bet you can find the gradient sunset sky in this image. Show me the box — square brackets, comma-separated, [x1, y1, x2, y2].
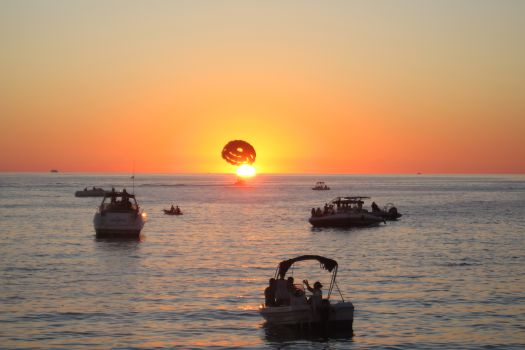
[1, 0, 524, 174]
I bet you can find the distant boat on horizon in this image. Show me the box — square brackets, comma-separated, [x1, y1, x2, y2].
[50, 169, 58, 173]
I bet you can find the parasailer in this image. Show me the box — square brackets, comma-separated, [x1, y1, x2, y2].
[221, 140, 256, 166]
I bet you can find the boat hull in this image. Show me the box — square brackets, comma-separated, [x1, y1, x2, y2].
[76, 190, 107, 197]
[260, 301, 354, 329]
[163, 209, 182, 215]
[309, 213, 384, 227]
[371, 211, 402, 220]
[93, 212, 145, 238]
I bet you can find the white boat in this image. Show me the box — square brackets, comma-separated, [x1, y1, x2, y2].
[309, 196, 385, 227]
[93, 189, 147, 238]
[259, 255, 354, 331]
[312, 181, 330, 190]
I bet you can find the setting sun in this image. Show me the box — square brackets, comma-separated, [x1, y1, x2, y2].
[236, 164, 256, 177]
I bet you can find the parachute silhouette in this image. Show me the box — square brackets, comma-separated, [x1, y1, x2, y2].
[221, 140, 256, 166]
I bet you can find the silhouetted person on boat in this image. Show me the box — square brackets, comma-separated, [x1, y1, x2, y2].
[171, 205, 175, 212]
[304, 279, 323, 311]
[264, 278, 276, 307]
[287, 277, 295, 294]
[274, 278, 289, 306]
[371, 201, 380, 212]
[311, 208, 316, 217]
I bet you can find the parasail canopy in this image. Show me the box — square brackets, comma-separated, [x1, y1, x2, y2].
[221, 140, 256, 166]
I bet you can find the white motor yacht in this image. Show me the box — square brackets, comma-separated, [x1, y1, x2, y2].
[259, 255, 354, 330]
[93, 189, 147, 238]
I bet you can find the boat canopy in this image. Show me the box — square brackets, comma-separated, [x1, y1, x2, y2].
[277, 255, 338, 279]
[331, 196, 370, 205]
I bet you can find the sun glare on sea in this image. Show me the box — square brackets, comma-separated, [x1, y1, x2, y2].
[236, 164, 256, 177]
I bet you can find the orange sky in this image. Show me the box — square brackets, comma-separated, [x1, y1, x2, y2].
[1, 1, 524, 173]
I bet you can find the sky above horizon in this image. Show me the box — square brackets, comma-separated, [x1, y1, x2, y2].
[1, 0, 524, 174]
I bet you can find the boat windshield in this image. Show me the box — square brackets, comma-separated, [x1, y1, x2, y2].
[100, 192, 139, 212]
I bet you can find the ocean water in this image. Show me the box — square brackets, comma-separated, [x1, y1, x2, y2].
[0, 173, 524, 349]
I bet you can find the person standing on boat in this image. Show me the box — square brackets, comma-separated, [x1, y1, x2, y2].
[304, 280, 323, 311]
[264, 278, 276, 307]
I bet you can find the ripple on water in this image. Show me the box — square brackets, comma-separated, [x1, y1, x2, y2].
[0, 174, 524, 349]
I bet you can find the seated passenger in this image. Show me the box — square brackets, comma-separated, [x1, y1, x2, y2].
[287, 277, 295, 293]
[264, 278, 276, 307]
[274, 278, 290, 306]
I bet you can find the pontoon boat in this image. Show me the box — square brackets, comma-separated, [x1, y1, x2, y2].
[309, 196, 385, 227]
[259, 255, 354, 331]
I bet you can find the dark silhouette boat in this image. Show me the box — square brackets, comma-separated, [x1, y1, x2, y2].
[163, 206, 182, 215]
[371, 202, 402, 220]
[259, 255, 354, 331]
[309, 196, 385, 227]
[309, 196, 402, 227]
[312, 181, 330, 190]
[75, 187, 108, 197]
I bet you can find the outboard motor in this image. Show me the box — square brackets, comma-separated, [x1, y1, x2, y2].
[388, 206, 398, 218]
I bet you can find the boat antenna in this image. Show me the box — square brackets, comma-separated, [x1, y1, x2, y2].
[131, 160, 135, 194]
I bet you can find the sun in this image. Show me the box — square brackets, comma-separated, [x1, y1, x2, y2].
[236, 164, 256, 177]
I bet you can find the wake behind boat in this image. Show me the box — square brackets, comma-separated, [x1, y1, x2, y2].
[93, 189, 147, 238]
[259, 255, 354, 331]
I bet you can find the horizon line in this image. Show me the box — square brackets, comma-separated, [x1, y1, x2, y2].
[1, 171, 524, 176]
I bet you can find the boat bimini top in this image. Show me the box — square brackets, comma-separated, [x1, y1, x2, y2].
[331, 196, 370, 205]
[274, 255, 345, 301]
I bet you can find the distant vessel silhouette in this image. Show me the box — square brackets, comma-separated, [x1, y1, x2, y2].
[50, 169, 58, 173]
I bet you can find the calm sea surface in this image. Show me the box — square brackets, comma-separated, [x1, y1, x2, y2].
[1, 173, 524, 349]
